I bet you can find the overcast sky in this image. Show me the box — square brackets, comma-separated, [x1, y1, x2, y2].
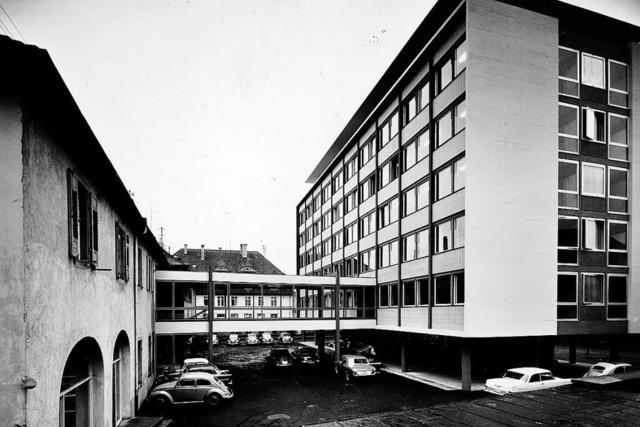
[2, 0, 640, 273]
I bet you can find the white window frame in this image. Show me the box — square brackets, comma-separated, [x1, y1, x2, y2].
[453, 273, 464, 306]
[378, 284, 389, 307]
[402, 233, 417, 262]
[558, 215, 579, 266]
[581, 107, 606, 144]
[581, 52, 605, 89]
[608, 166, 628, 214]
[608, 112, 629, 161]
[607, 273, 628, 320]
[558, 102, 579, 140]
[581, 217, 605, 252]
[402, 281, 417, 307]
[582, 273, 605, 305]
[607, 220, 628, 267]
[559, 46, 580, 98]
[557, 272, 578, 321]
[608, 59, 629, 107]
[581, 162, 606, 198]
[558, 159, 579, 210]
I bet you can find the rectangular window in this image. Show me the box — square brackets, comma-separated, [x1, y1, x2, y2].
[115, 222, 129, 282]
[435, 275, 452, 305]
[322, 184, 331, 204]
[453, 216, 465, 249]
[608, 60, 629, 107]
[608, 221, 628, 266]
[332, 172, 343, 194]
[417, 180, 429, 210]
[270, 297, 277, 306]
[454, 273, 464, 305]
[244, 297, 251, 307]
[322, 239, 331, 257]
[582, 162, 605, 197]
[67, 170, 99, 265]
[435, 221, 452, 253]
[581, 53, 605, 88]
[360, 137, 375, 167]
[332, 232, 343, 251]
[558, 216, 579, 265]
[359, 174, 376, 202]
[559, 103, 579, 153]
[377, 198, 399, 229]
[378, 284, 389, 307]
[438, 59, 453, 92]
[455, 41, 467, 76]
[608, 167, 628, 214]
[359, 211, 375, 238]
[313, 194, 321, 212]
[583, 274, 604, 304]
[416, 229, 429, 258]
[313, 244, 321, 261]
[436, 111, 453, 147]
[436, 166, 452, 200]
[379, 111, 399, 148]
[559, 160, 579, 209]
[608, 113, 628, 161]
[331, 201, 343, 222]
[360, 248, 376, 273]
[582, 107, 605, 142]
[403, 130, 429, 171]
[378, 155, 399, 189]
[344, 190, 358, 214]
[454, 100, 466, 134]
[377, 240, 398, 268]
[557, 274, 578, 320]
[402, 233, 417, 262]
[454, 157, 465, 192]
[322, 211, 331, 230]
[418, 278, 429, 305]
[137, 247, 143, 288]
[313, 220, 320, 237]
[403, 187, 417, 217]
[403, 281, 416, 306]
[559, 47, 579, 97]
[344, 256, 358, 276]
[344, 222, 357, 246]
[405, 81, 430, 123]
[231, 296, 238, 306]
[389, 283, 399, 306]
[582, 218, 604, 251]
[608, 275, 627, 320]
[345, 155, 358, 181]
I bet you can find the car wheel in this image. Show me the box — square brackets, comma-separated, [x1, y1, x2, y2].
[206, 393, 222, 407]
[153, 395, 169, 409]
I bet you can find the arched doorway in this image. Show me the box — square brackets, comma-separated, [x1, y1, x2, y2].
[59, 337, 104, 427]
[112, 331, 131, 426]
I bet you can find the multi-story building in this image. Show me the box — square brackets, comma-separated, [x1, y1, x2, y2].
[296, 0, 640, 389]
[171, 243, 284, 274]
[0, 36, 167, 425]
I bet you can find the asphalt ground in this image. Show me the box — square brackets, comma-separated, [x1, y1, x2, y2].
[140, 344, 479, 426]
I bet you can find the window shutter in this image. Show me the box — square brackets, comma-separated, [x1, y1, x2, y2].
[125, 234, 131, 282]
[90, 194, 99, 266]
[115, 222, 121, 280]
[67, 170, 79, 259]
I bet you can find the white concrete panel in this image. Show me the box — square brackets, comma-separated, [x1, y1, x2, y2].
[433, 130, 466, 170]
[359, 195, 377, 216]
[401, 158, 429, 190]
[360, 123, 376, 144]
[377, 308, 398, 326]
[378, 222, 399, 245]
[401, 258, 429, 280]
[359, 234, 376, 251]
[156, 322, 209, 334]
[379, 100, 400, 124]
[345, 143, 358, 159]
[432, 306, 464, 331]
[378, 136, 399, 165]
[378, 180, 399, 205]
[433, 71, 466, 118]
[332, 250, 343, 263]
[465, 0, 558, 337]
[343, 208, 358, 227]
[210, 319, 376, 333]
[344, 242, 358, 259]
[401, 307, 429, 329]
[378, 265, 399, 283]
[321, 229, 331, 241]
[360, 158, 376, 180]
[322, 255, 331, 266]
[432, 248, 464, 274]
[402, 62, 430, 99]
[402, 107, 429, 144]
[433, 20, 465, 64]
[344, 175, 357, 193]
[156, 270, 375, 287]
[322, 199, 331, 214]
[401, 209, 429, 235]
[432, 189, 465, 222]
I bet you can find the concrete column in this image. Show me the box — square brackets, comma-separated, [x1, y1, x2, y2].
[569, 336, 576, 364]
[401, 339, 408, 372]
[317, 330, 325, 364]
[461, 341, 472, 392]
[609, 335, 620, 362]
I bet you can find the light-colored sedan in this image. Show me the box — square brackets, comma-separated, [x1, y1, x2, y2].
[261, 332, 274, 344]
[148, 372, 233, 408]
[583, 362, 632, 377]
[246, 333, 260, 345]
[335, 355, 379, 381]
[227, 334, 240, 345]
[485, 367, 571, 395]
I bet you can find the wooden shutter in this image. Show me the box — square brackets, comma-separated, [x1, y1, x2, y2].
[125, 234, 131, 282]
[67, 170, 79, 259]
[115, 222, 122, 280]
[90, 194, 99, 266]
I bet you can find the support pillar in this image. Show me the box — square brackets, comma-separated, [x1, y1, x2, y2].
[609, 335, 620, 362]
[461, 341, 472, 392]
[317, 330, 325, 364]
[569, 336, 576, 364]
[401, 338, 408, 372]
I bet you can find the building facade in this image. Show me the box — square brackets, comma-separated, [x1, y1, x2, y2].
[296, 0, 640, 388]
[0, 36, 167, 426]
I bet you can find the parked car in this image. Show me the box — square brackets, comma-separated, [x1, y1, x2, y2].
[246, 333, 260, 345]
[291, 346, 319, 367]
[261, 332, 274, 344]
[227, 334, 240, 345]
[351, 342, 381, 367]
[335, 355, 379, 381]
[485, 367, 571, 395]
[183, 357, 210, 368]
[211, 334, 219, 345]
[324, 339, 350, 357]
[154, 365, 182, 386]
[583, 362, 632, 377]
[279, 332, 294, 344]
[182, 363, 233, 387]
[148, 372, 233, 408]
[266, 347, 294, 368]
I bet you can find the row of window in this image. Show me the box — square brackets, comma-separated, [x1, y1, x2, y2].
[300, 215, 465, 269]
[379, 272, 464, 308]
[558, 160, 628, 213]
[558, 217, 628, 266]
[557, 273, 627, 320]
[298, 38, 468, 226]
[559, 46, 628, 107]
[214, 296, 278, 307]
[68, 169, 154, 289]
[558, 103, 628, 159]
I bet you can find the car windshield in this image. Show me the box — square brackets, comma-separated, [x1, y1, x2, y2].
[273, 350, 289, 356]
[503, 371, 525, 380]
[299, 349, 315, 355]
[352, 358, 368, 364]
[591, 366, 606, 372]
[248, 334, 256, 338]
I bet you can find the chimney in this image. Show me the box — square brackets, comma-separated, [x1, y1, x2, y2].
[200, 244, 205, 261]
[240, 243, 248, 258]
[183, 244, 188, 255]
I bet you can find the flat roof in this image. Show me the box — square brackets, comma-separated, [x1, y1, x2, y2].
[156, 270, 376, 286]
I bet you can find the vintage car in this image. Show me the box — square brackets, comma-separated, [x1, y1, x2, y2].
[351, 342, 381, 367]
[261, 332, 274, 344]
[324, 339, 350, 357]
[227, 334, 240, 346]
[291, 346, 319, 367]
[583, 362, 632, 377]
[266, 347, 294, 368]
[485, 367, 571, 395]
[335, 355, 379, 381]
[246, 333, 260, 345]
[182, 363, 233, 387]
[211, 334, 219, 345]
[278, 332, 294, 344]
[183, 357, 210, 368]
[148, 372, 233, 408]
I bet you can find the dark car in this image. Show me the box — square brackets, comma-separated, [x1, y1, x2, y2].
[335, 355, 379, 381]
[266, 347, 294, 368]
[291, 346, 319, 367]
[351, 343, 381, 367]
[324, 339, 350, 358]
[148, 372, 233, 408]
[278, 332, 294, 344]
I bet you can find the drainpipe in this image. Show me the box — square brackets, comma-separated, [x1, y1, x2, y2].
[133, 236, 138, 413]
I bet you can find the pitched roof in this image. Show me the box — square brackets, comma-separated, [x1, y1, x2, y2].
[170, 248, 284, 275]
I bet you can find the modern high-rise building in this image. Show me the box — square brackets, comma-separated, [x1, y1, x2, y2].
[296, 0, 640, 388]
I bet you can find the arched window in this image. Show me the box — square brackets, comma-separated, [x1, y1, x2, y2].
[112, 331, 131, 426]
